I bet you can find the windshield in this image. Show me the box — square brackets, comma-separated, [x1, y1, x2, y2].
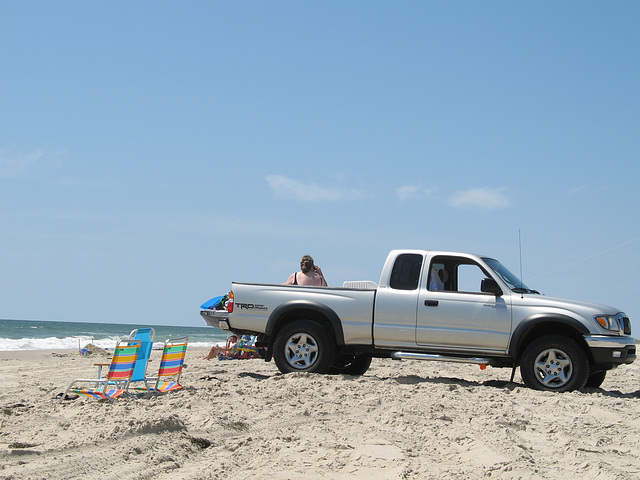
[482, 257, 537, 293]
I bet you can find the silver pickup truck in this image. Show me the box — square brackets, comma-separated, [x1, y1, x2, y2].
[201, 249, 636, 392]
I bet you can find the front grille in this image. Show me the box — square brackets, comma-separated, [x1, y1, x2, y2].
[622, 316, 632, 335]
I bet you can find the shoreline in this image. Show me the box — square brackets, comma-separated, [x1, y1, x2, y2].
[0, 347, 638, 479]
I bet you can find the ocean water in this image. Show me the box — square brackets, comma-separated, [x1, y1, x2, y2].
[0, 318, 229, 351]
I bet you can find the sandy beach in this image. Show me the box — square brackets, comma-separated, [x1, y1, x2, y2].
[0, 347, 638, 479]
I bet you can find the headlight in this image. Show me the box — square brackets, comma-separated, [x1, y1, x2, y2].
[594, 315, 620, 331]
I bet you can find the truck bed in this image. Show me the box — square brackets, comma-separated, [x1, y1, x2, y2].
[229, 282, 377, 345]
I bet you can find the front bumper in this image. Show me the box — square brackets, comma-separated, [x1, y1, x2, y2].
[584, 335, 636, 366]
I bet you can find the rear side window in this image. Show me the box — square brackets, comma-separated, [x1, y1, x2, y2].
[390, 254, 423, 290]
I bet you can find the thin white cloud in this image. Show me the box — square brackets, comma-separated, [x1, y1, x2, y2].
[567, 184, 590, 197]
[0, 149, 43, 177]
[265, 174, 367, 202]
[53, 176, 135, 189]
[449, 187, 510, 210]
[396, 185, 422, 202]
[396, 185, 438, 202]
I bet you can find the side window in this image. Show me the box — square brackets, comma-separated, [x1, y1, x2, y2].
[390, 254, 423, 290]
[457, 263, 488, 293]
[428, 256, 490, 293]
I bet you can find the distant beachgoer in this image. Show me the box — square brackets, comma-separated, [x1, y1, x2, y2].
[204, 335, 237, 360]
[284, 255, 327, 286]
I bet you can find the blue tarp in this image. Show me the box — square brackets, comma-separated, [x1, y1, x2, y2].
[200, 295, 225, 310]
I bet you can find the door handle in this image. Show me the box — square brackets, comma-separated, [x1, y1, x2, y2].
[424, 300, 439, 307]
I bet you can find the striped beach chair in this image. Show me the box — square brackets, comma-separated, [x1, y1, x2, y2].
[62, 339, 141, 402]
[136, 337, 188, 395]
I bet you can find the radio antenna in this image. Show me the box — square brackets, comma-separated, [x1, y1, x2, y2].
[518, 229, 524, 298]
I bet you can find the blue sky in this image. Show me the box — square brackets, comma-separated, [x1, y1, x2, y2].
[1, 2, 639, 329]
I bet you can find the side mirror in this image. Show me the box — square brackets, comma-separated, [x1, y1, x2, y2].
[481, 278, 502, 296]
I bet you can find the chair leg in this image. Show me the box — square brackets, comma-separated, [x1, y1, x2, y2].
[60, 382, 75, 403]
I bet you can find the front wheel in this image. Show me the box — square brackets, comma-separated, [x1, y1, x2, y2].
[273, 320, 336, 374]
[520, 335, 589, 392]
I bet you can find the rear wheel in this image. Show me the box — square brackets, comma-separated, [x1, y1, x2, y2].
[273, 320, 336, 374]
[520, 335, 589, 392]
[329, 354, 372, 375]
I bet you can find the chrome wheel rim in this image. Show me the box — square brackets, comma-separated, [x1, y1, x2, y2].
[533, 348, 573, 388]
[284, 332, 318, 369]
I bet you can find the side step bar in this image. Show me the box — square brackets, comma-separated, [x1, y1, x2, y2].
[392, 352, 490, 365]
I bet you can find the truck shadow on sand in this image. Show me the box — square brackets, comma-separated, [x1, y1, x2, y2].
[391, 374, 515, 390]
[385, 374, 640, 398]
[196, 370, 639, 398]
[198, 371, 272, 382]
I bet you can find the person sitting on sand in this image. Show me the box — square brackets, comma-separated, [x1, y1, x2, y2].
[284, 255, 327, 286]
[204, 335, 238, 360]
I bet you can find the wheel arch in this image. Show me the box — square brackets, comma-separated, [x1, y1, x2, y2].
[509, 314, 591, 364]
[266, 300, 345, 349]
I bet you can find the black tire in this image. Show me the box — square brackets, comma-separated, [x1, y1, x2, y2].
[273, 320, 336, 374]
[585, 370, 607, 389]
[329, 354, 372, 375]
[520, 335, 589, 392]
